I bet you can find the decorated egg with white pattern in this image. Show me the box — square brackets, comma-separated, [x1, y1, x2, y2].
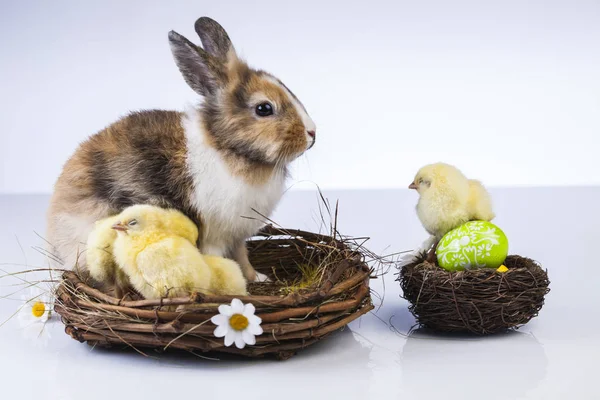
[436, 221, 508, 272]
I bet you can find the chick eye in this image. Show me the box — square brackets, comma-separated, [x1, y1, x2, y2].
[128, 219, 138, 226]
[255, 102, 274, 117]
[418, 178, 424, 184]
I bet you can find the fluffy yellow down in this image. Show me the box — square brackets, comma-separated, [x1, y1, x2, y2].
[412, 163, 495, 239]
[110, 205, 247, 299]
[87, 215, 130, 296]
[203, 255, 248, 296]
[87, 205, 200, 296]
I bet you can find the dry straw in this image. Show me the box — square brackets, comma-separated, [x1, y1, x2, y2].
[398, 255, 550, 334]
[54, 225, 375, 360]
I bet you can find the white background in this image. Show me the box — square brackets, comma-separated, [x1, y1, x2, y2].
[1, 0, 599, 194]
[1, 188, 600, 400]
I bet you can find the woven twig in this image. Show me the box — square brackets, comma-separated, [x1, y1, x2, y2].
[55, 225, 374, 359]
[398, 255, 550, 334]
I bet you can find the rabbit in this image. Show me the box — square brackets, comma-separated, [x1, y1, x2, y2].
[46, 17, 316, 283]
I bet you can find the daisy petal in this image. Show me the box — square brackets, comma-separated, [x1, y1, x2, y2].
[218, 304, 233, 317]
[24, 288, 42, 302]
[18, 310, 33, 322]
[18, 319, 36, 330]
[22, 322, 45, 341]
[18, 311, 37, 327]
[211, 314, 228, 326]
[242, 330, 256, 345]
[213, 325, 228, 338]
[243, 303, 256, 316]
[247, 315, 262, 326]
[39, 313, 49, 324]
[234, 331, 246, 349]
[248, 324, 263, 336]
[224, 330, 235, 347]
[231, 299, 244, 314]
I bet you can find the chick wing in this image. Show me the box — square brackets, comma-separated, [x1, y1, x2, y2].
[131, 236, 211, 299]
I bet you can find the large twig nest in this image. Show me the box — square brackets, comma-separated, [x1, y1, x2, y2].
[398, 255, 550, 334]
[54, 225, 373, 360]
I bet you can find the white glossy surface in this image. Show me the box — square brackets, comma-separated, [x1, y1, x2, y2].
[1, 188, 598, 399]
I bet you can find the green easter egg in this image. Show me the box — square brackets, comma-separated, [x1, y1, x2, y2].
[436, 221, 508, 272]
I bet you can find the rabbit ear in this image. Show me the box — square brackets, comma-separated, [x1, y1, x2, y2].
[194, 17, 236, 61]
[168, 30, 227, 96]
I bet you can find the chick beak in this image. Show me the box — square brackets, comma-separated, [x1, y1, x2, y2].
[408, 182, 418, 190]
[111, 223, 128, 232]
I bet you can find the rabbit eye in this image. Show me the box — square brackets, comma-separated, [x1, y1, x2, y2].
[255, 102, 274, 117]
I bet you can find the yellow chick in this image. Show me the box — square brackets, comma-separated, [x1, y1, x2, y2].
[203, 255, 248, 296]
[86, 205, 200, 297]
[409, 163, 495, 260]
[111, 205, 247, 300]
[87, 215, 130, 297]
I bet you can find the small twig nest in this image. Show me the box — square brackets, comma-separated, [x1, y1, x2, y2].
[398, 255, 550, 334]
[54, 225, 373, 360]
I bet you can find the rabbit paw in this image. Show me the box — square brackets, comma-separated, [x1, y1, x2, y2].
[254, 272, 271, 283]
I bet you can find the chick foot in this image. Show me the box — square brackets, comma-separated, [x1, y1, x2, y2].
[425, 240, 440, 265]
[425, 249, 436, 264]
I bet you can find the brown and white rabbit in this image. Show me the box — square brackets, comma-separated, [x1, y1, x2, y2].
[46, 17, 316, 282]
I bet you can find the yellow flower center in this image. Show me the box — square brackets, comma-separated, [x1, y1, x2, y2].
[31, 302, 46, 318]
[229, 314, 249, 331]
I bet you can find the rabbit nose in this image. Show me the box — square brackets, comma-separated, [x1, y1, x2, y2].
[307, 130, 316, 138]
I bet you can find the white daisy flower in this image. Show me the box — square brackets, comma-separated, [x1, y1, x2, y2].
[211, 298, 263, 349]
[18, 286, 53, 346]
